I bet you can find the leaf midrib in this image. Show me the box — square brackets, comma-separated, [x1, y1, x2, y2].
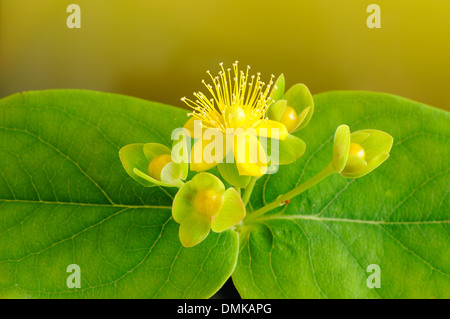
[0, 198, 172, 209]
[254, 214, 450, 225]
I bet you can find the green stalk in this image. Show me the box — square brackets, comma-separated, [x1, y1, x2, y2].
[245, 163, 336, 223]
[242, 176, 258, 206]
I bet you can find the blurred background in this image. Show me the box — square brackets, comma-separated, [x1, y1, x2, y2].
[1, 0, 450, 111]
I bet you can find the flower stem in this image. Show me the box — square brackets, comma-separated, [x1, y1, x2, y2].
[242, 177, 258, 207]
[245, 163, 336, 223]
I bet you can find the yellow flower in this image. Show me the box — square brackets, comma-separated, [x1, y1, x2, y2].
[181, 62, 288, 177]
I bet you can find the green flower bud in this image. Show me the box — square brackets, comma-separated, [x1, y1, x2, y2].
[119, 142, 187, 188]
[267, 75, 314, 133]
[332, 126, 393, 178]
[172, 172, 246, 247]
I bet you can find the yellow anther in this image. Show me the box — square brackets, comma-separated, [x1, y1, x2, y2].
[181, 63, 274, 132]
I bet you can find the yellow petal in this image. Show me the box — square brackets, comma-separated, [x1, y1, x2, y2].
[184, 117, 206, 139]
[234, 134, 268, 176]
[190, 133, 226, 172]
[255, 120, 288, 140]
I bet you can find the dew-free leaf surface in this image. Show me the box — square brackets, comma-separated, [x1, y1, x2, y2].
[0, 90, 238, 298]
[233, 91, 450, 298]
[0, 90, 448, 298]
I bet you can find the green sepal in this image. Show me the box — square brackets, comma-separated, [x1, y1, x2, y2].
[259, 134, 306, 166]
[292, 106, 312, 132]
[178, 213, 211, 248]
[189, 172, 226, 195]
[218, 162, 251, 188]
[279, 134, 306, 164]
[211, 188, 246, 233]
[172, 178, 196, 224]
[171, 128, 190, 180]
[340, 155, 367, 176]
[331, 125, 351, 173]
[143, 143, 171, 161]
[267, 99, 287, 122]
[283, 83, 314, 132]
[352, 129, 393, 161]
[160, 162, 185, 187]
[133, 167, 177, 188]
[269, 73, 285, 102]
[119, 143, 158, 187]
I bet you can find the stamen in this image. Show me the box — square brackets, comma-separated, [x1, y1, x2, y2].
[181, 63, 274, 132]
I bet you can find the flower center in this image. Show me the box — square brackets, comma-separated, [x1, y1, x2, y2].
[193, 189, 223, 217]
[225, 105, 247, 128]
[181, 62, 275, 132]
[279, 106, 298, 132]
[148, 154, 173, 181]
[349, 143, 365, 160]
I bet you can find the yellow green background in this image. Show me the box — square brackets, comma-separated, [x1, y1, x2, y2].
[1, 0, 449, 111]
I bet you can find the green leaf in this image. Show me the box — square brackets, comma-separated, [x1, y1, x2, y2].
[234, 91, 450, 298]
[0, 90, 238, 298]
